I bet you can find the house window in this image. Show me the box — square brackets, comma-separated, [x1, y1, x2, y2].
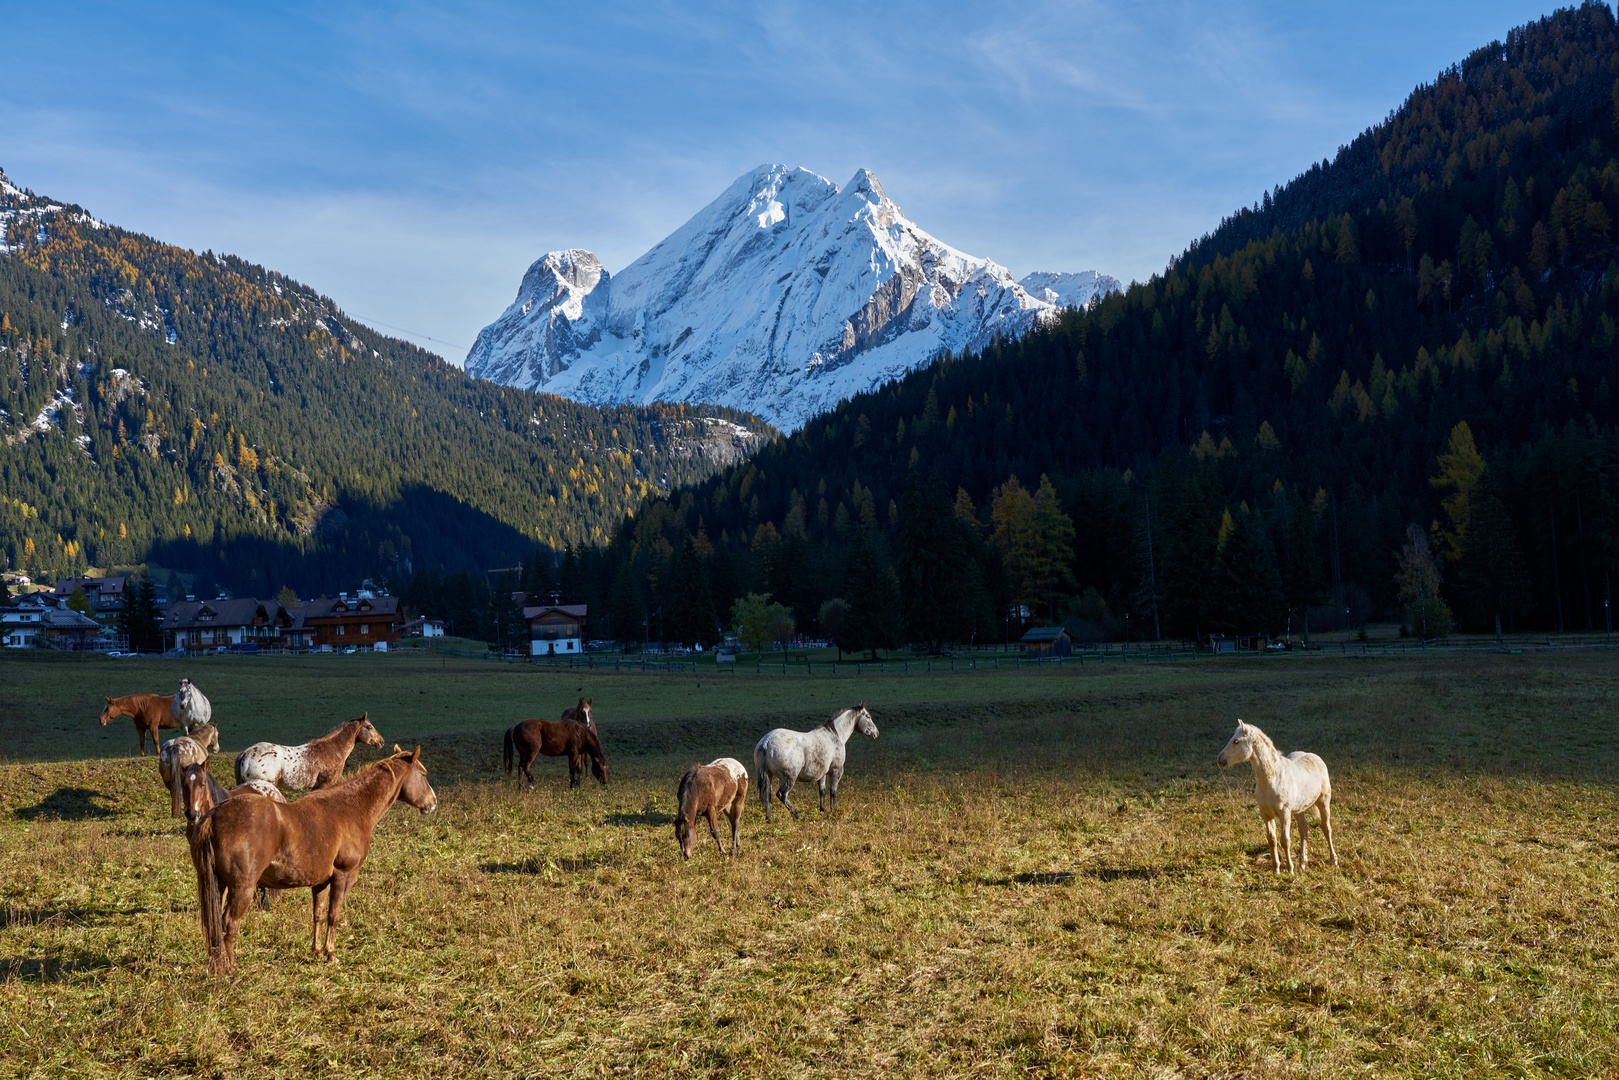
[359, 624, 370, 635]
[337, 625, 346, 636]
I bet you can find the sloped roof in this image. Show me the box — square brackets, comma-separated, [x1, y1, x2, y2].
[523, 604, 587, 621]
[165, 598, 289, 630]
[1020, 626, 1071, 642]
[299, 596, 400, 620]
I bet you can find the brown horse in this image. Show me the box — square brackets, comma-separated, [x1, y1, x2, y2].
[233, 714, 384, 791]
[191, 745, 437, 974]
[158, 723, 222, 818]
[675, 758, 748, 860]
[100, 694, 179, 756]
[560, 697, 594, 730]
[180, 762, 289, 911]
[502, 715, 608, 787]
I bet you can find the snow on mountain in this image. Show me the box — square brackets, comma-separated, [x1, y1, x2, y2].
[1017, 270, 1121, 310]
[467, 165, 1115, 431]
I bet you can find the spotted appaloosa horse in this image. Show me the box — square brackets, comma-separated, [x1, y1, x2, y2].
[234, 714, 384, 791]
[99, 693, 179, 756]
[1217, 719, 1340, 874]
[191, 746, 437, 974]
[502, 714, 608, 787]
[158, 723, 221, 818]
[754, 703, 879, 822]
[675, 758, 748, 860]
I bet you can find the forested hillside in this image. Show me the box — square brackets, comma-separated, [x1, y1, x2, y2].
[0, 178, 772, 598]
[575, 4, 1619, 649]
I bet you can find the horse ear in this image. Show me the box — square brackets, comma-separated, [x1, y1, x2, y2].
[392, 743, 403, 754]
[411, 745, 423, 762]
[587, 697, 592, 707]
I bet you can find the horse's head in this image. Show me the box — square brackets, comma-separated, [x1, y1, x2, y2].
[180, 762, 215, 825]
[98, 697, 121, 725]
[852, 701, 879, 740]
[355, 713, 384, 749]
[391, 746, 437, 814]
[581, 698, 594, 729]
[1217, 720, 1255, 768]
[589, 748, 609, 786]
[192, 722, 221, 754]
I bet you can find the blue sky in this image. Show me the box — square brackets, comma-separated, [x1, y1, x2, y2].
[1, 1, 1565, 360]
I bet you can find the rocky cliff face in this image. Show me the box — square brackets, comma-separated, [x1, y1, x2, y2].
[466, 165, 1116, 431]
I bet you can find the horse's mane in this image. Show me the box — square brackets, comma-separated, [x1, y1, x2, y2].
[675, 767, 697, 825]
[319, 716, 367, 740]
[1247, 724, 1278, 755]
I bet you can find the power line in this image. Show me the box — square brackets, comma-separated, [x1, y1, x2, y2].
[342, 311, 470, 354]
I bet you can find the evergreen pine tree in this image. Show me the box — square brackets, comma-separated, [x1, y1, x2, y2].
[666, 535, 719, 648]
[840, 533, 904, 659]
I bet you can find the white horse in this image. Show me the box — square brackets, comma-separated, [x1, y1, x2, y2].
[171, 678, 212, 734]
[754, 702, 878, 822]
[1217, 719, 1339, 874]
[158, 722, 220, 819]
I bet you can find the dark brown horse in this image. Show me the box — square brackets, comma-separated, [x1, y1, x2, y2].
[191, 746, 437, 974]
[502, 714, 608, 787]
[675, 758, 748, 860]
[99, 693, 179, 756]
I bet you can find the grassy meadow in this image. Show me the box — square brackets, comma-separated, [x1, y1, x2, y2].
[1, 649, 1617, 1077]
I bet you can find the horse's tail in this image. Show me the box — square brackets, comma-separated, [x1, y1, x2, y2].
[169, 761, 185, 819]
[233, 750, 247, 787]
[502, 727, 515, 774]
[753, 738, 769, 789]
[190, 814, 224, 967]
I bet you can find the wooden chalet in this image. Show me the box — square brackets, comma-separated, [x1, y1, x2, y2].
[524, 604, 586, 655]
[165, 599, 292, 651]
[294, 595, 402, 650]
[1020, 625, 1073, 659]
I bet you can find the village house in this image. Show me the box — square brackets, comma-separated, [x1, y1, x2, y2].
[3, 592, 60, 648]
[295, 595, 402, 650]
[54, 575, 130, 629]
[400, 617, 446, 638]
[524, 604, 586, 656]
[164, 598, 293, 651]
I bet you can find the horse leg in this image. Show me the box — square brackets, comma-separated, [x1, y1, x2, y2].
[1318, 796, 1340, 867]
[221, 878, 256, 976]
[1279, 813, 1295, 875]
[828, 765, 844, 814]
[728, 798, 743, 857]
[520, 747, 536, 786]
[310, 882, 330, 959]
[817, 775, 828, 813]
[707, 807, 725, 857]
[568, 749, 582, 788]
[778, 778, 800, 821]
[1263, 815, 1281, 874]
[1296, 811, 1310, 871]
[322, 870, 358, 961]
[760, 770, 772, 823]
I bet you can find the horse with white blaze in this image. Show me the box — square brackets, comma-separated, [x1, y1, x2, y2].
[1217, 719, 1339, 874]
[754, 702, 878, 822]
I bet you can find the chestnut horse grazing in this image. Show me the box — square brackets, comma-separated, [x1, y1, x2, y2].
[234, 714, 384, 791]
[1217, 720, 1339, 874]
[754, 702, 879, 822]
[191, 746, 437, 974]
[158, 723, 222, 818]
[559, 697, 594, 731]
[502, 715, 608, 787]
[675, 758, 748, 860]
[171, 678, 213, 733]
[99, 693, 178, 755]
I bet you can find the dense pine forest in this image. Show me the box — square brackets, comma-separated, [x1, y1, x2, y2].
[571, 4, 1619, 650]
[0, 186, 772, 599]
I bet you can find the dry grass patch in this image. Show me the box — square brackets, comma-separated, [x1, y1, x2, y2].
[1, 653, 1617, 1077]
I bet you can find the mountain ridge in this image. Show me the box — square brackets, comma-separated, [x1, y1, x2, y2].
[466, 164, 1119, 429]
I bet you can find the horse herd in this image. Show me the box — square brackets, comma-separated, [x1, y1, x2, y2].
[95, 682, 1337, 974]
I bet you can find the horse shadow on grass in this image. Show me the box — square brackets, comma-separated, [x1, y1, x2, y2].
[13, 787, 123, 822]
[0, 950, 115, 982]
[605, 808, 671, 828]
[977, 871, 1075, 887]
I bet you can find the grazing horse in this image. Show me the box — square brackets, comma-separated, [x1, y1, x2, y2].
[158, 723, 221, 818]
[754, 702, 879, 822]
[234, 714, 384, 791]
[99, 693, 179, 756]
[502, 716, 608, 787]
[171, 678, 213, 733]
[191, 746, 437, 974]
[560, 697, 594, 731]
[1217, 719, 1340, 875]
[675, 758, 748, 860]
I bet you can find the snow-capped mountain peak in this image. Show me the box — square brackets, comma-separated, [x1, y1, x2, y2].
[466, 165, 1118, 430]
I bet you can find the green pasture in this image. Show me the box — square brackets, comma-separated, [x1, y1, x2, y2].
[1, 650, 1617, 1077]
